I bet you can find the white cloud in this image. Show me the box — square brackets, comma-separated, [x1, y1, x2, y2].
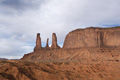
[0, 0, 120, 59]
[0, 36, 34, 59]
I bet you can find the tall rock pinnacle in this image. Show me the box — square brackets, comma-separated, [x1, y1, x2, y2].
[34, 33, 42, 51]
[51, 33, 60, 49]
[45, 38, 49, 49]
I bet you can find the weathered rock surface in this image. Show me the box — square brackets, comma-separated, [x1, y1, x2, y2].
[45, 38, 49, 49]
[21, 47, 120, 62]
[63, 27, 120, 48]
[34, 33, 42, 51]
[51, 33, 60, 49]
[21, 27, 120, 61]
[0, 60, 120, 80]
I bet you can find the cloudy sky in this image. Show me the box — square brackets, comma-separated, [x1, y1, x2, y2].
[0, 0, 120, 59]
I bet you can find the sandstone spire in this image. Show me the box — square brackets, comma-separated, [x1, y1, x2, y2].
[34, 33, 42, 51]
[51, 33, 60, 49]
[45, 38, 49, 49]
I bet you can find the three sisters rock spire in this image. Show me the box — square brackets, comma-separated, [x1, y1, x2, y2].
[34, 33, 60, 51]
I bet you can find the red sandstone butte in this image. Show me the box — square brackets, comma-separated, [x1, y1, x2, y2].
[63, 27, 120, 48]
[51, 33, 60, 49]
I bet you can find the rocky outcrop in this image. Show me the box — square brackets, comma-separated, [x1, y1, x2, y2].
[21, 26, 120, 61]
[51, 33, 60, 49]
[34, 33, 60, 51]
[19, 27, 120, 80]
[63, 27, 120, 48]
[45, 38, 49, 49]
[21, 47, 120, 61]
[34, 27, 120, 50]
[34, 33, 42, 51]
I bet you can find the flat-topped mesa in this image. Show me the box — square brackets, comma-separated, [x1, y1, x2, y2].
[63, 27, 120, 49]
[51, 33, 60, 49]
[45, 38, 49, 49]
[34, 33, 42, 51]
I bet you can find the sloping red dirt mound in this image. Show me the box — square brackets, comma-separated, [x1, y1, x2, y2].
[0, 60, 120, 80]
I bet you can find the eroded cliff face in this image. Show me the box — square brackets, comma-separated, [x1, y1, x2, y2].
[33, 27, 120, 51]
[63, 27, 120, 48]
[18, 27, 120, 80]
[21, 27, 120, 61]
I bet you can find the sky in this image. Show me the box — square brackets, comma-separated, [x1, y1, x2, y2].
[0, 0, 120, 59]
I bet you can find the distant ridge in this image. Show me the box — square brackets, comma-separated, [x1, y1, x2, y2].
[0, 58, 8, 60]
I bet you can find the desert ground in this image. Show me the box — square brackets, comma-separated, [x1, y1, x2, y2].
[0, 55, 120, 80]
